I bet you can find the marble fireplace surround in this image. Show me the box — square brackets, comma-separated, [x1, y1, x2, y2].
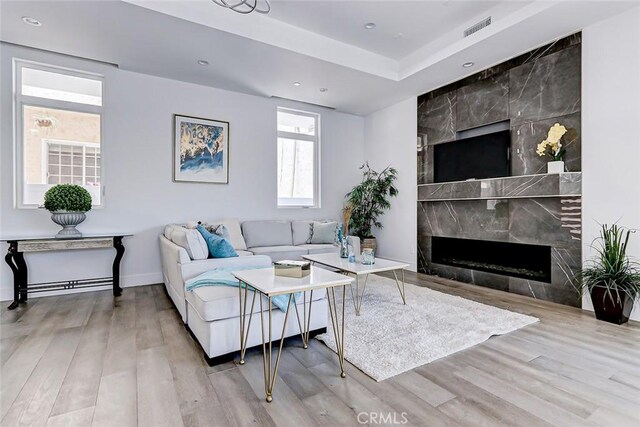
[417, 33, 582, 307]
[418, 173, 582, 307]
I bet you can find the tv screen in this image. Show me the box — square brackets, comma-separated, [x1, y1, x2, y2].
[433, 130, 510, 183]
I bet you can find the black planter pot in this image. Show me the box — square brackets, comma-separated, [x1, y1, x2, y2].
[589, 286, 635, 325]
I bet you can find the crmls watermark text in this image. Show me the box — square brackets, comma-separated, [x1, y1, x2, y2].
[357, 412, 409, 425]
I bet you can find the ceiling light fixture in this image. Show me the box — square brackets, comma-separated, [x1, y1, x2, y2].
[211, 0, 270, 15]
[364, 22, 376, 30]
[293, 81, 301, 87]
[21, 16, 42, 26]
[319, 88, 328, 93]
[197, 59, 209, 66]
[462, 62, 474, 68]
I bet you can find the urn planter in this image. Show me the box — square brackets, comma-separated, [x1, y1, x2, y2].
[51, 211, 86, 239]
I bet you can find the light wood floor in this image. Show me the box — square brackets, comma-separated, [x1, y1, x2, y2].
[1, 273, 639, 426]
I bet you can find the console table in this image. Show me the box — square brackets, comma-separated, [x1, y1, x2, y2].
[2, 234, 131, 310]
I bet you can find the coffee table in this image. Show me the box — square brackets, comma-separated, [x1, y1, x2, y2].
[232, 266, 353, 403]
[302, 253, 410, 316]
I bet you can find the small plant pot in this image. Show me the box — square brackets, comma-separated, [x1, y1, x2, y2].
[50, 211, 86, 239]
[547, 160, 565, 174]
[589, 286, 634, 325]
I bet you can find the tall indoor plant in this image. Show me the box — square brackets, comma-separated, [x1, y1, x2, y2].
[44, 184, 92, 239]
[345, 163, 398, 252]
[576, 224, 640, 324]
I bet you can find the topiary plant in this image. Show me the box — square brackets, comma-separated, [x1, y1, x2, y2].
[44, 184, 92, 212]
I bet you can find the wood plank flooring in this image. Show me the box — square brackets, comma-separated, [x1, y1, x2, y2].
[1, 273, 639, 426]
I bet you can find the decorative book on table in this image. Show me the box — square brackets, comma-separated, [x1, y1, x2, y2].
[274, 260, 311, 278]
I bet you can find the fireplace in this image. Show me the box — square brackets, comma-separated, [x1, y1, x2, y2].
[431, 237, 552, 283]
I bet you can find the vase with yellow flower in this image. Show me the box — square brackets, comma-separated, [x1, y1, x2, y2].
[536, 123, 568, 173]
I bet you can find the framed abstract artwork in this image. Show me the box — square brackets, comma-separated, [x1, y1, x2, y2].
[173, 114, 229, 184]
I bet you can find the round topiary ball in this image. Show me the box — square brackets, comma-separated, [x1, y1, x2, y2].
[43, 184, 92, 212]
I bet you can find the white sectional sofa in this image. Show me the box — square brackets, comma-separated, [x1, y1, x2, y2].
[159, 219, 342, 363]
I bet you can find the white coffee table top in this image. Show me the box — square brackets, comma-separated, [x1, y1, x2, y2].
[232, 266, 353, 296]
[302, 253, 410, 275]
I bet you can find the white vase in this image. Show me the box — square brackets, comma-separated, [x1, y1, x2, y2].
[547, 161, 565, 174]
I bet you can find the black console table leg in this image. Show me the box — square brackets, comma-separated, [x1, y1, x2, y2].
[15, 252, 28, 303]
[112, 237, 125, 297]
[5, 242, 26, 310]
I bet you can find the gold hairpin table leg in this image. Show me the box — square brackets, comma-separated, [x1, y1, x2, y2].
[349, 274, 368, 316]
[392, 269, 407, 305]
[293, 290, 314, 349]
[238, 281, 257, 365]
[259, 294, 294, 403]
[327, 285, 347, 378]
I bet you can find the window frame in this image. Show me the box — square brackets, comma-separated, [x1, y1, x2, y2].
[276, 107, 321, 209]
[13, 59, 105, 209]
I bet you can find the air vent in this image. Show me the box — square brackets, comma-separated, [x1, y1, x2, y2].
[464, 17, 491, 38]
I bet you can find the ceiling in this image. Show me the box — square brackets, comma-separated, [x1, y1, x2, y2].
[267, 0, 502, 60]
[1, 1, 637, 115]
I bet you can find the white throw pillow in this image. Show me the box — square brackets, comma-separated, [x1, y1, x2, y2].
[202, 219, 247, 251]
[310, 221, 338, 244]
[166, 225, 208, 260]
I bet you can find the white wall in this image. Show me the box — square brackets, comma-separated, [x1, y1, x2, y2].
[582, 6, 640, 321]
[0, 43, 365, 300]
[363, 97, 417, 270]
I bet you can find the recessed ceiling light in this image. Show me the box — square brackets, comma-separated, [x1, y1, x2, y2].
[293, 81, 301, 87]
[319, 88, 328, 92]
[22, 16, 42, 26]
[197, 59, 209, 66]
[364, 22, 376, 30]
[462, 62, 474, 68]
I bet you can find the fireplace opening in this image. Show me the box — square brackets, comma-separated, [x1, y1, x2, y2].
[431, 237, 551, 283]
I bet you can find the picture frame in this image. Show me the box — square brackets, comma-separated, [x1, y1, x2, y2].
[173, 114, 229, 184]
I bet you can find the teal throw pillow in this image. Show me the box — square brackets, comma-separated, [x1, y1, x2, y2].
[197, 225, 238, 258]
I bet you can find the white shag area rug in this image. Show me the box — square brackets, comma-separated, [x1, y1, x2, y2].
[315, 275, 538, 381]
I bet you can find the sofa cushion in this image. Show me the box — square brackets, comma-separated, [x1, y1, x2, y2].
[310, 221, 338, 244]
[186, 285, 326, 322]
[163, 225, 208, 260]
[236, 250, 253, 257]
[197, 225, 238, 258]
[297, 244, 337, 255]
[200, 219, 247, 251]
[248, 245, 308, 262]
[292, 220, 313, 245]
[242, 220, 292, 248]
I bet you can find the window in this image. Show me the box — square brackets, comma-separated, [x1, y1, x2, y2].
[44, 140, 101, 185]
[15, 60, 103, 207]
[277, 108, 320, 207]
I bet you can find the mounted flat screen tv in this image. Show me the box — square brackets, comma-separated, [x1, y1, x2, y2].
[433, 130, 511, 183]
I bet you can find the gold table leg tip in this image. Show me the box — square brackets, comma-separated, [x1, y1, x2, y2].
[303, 344, 308, 349]
[340, 371, 346, 378]
[266, 395, 273, 403]
[239, 360, 245, 365]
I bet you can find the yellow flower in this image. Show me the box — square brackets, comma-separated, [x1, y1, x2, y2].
[536, 141, 547, 156]
[536, 123, 567, 157]
[546, 123, 567, 145]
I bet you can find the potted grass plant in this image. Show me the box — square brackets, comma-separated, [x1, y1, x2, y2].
[345, 162, 398, 253]
[44, 184, 92, 239]
[575, 224, 640, 324]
